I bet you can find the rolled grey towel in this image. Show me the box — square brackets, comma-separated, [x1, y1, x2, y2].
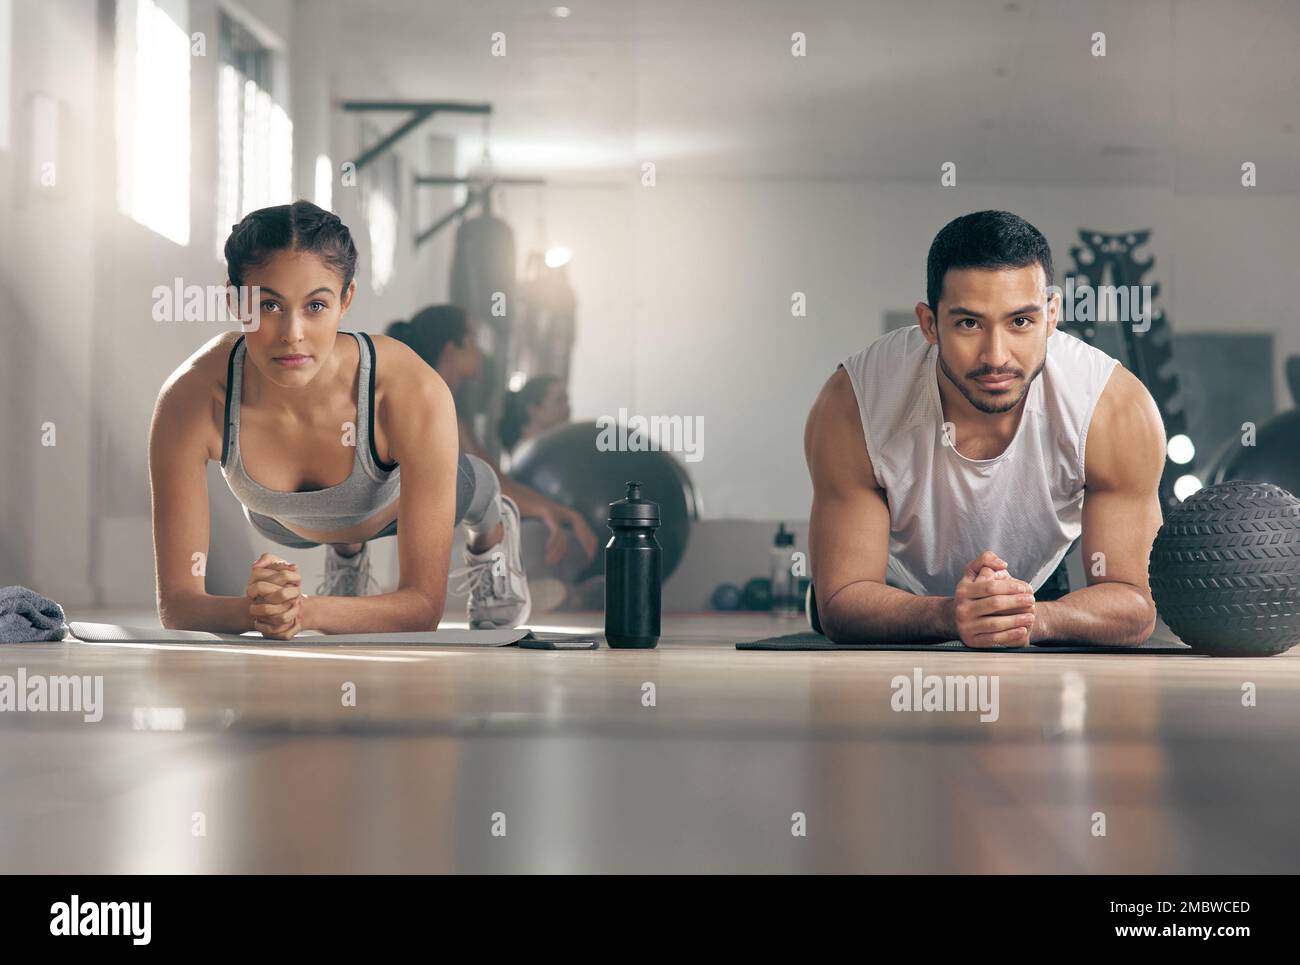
[0, 585, 69, 642]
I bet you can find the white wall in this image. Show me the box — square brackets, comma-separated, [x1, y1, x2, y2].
[0, 0, 98, 603]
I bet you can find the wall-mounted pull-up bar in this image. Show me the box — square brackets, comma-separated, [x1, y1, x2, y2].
[413, 175, 545, 248]
[338, 100, 492, 172]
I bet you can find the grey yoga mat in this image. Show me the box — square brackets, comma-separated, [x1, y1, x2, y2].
[737, 631, 1194, 655]
[68, 621, 531, 647]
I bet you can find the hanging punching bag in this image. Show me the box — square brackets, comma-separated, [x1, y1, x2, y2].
[516, 252, 577, 384]
[450, 208, 517, 460]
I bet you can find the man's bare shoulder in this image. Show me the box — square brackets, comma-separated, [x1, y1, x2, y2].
[805, 366, 879, 490]
[1085, 363, 1166, 489]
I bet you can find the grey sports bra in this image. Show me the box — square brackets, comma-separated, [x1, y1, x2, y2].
[219, 330, 401, 532]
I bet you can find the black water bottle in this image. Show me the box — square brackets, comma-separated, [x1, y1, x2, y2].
[605, 481, 662, 649]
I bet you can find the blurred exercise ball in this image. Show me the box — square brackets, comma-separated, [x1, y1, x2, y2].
[742, 577, 773, 611]
[1207, 409, 1300, 493]
[711, 583, 742, 611]
[1149, 480, 1300, 656]
[510, 420, 700, 582]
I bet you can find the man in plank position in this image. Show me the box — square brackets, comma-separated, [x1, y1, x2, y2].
[803, 210, 1165, 647]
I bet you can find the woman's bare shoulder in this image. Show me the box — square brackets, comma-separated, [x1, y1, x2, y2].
[152, 330, 245, 460]
[159, 330, 242, 391]
[369, 332, 451, 398]
[367, 333, 456, 449]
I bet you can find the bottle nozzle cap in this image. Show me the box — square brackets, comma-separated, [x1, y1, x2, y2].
[608, 480, 660, 526]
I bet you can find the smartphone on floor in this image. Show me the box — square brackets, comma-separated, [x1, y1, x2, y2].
[519, 635, 601, 650]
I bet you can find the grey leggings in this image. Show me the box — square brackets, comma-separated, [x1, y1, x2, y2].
[246, 452, 502, 550]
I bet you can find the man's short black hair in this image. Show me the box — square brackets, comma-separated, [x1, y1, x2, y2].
[926, 210, 1054, 314]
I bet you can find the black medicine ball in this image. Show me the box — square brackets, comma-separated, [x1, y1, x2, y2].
[1149, 480, 1300, 656]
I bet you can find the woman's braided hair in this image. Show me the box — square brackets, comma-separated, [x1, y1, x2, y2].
[224, 199, 359, 293]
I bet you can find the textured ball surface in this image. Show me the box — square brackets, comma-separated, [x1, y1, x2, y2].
[1149, 480, 1300, 656]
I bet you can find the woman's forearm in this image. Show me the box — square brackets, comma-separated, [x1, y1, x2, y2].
[159, 593, 252, 634]
[303, 587, 440, 634]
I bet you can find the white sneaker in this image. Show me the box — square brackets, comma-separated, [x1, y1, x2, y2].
[316, 543, 379, 597]
[451, 495, 531, 629]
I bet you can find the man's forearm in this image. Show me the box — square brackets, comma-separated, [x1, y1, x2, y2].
[1032, 584, 1156, 647]
[304, 587, 439, 634]
[499, 476, 551, 519]
[821, 580, 956, 645]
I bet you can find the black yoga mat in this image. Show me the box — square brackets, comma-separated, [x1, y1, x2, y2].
[737, 631, 1195, 655]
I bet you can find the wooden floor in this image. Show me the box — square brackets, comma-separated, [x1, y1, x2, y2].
[2, 609, 1298, 873]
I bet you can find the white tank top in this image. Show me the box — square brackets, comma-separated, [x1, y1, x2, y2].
[840, 325, 1119, 597]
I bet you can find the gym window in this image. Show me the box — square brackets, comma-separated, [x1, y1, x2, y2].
[215, 9, 292, 260]
[114, 0, 191, 245]
[361, 138, 399, 294]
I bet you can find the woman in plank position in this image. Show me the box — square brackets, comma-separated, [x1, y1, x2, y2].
[149, 200, 528, 638]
